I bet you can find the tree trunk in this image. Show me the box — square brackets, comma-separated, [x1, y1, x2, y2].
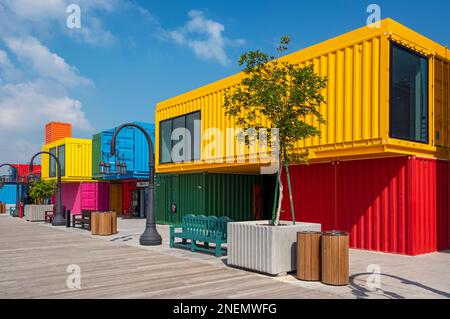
[274, 159, 284, 226]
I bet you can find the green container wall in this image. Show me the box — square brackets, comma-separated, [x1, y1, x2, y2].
[92, 132, 102, 178]
[155, 173, 266, 226]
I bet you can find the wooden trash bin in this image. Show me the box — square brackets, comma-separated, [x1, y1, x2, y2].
[297, 231, 322, 281]
[321, 231, 349, 286]
[111, 211, 118, 234]
[91, 212, 100, 235]
[99, 212, 112, 236]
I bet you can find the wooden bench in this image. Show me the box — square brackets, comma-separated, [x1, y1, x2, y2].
[170, 214, 232, 257]
[72, 210, 93, 230]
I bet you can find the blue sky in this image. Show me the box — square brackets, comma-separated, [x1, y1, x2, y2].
[0, 0, 449, 163]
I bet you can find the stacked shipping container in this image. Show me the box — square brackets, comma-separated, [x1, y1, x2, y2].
[154, 19, 450, 255]
[92, 122, 154, 216]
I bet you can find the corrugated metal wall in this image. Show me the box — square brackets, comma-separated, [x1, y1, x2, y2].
[42, 138, 92, 181]
[156, 173, 262, 226]
[12, 164, 41, 183]
[434, 58, 450, 149]
[92, 122, 155, 180]
[81, 182, 109, 212]
[45, 122, 72, 144]
[56, 182, 109, 215]
[109, 183, 123, 214]
[280, 157, 450, 255]
[0, 185, 18, 204]
[156, 19, 450, 173]
[122, 180, 137, 214]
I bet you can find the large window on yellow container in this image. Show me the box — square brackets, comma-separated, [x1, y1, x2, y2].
[390, 43, 429, 143]
[58, 145, 65, 177]
[159, 111, 201, 164]
[49, 147, 56, 178]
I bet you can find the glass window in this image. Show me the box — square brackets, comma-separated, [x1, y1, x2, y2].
[160, 120, 172, 164]
[186, 112, 201, 161]
[159, 111, 201, 164]
[49, 148, 57, 178]
[58, 145, 66, 177]
[390, 43, 429, 143]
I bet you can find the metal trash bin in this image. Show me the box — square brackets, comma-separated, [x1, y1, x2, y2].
[297, 231, 322, 281]
[321, 231, 349, 286]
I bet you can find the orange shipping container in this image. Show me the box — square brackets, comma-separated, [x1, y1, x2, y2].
[45, 122, 72, 144]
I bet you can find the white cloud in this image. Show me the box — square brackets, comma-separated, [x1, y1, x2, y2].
[0, 82, 92, 132]
[165, 10, 245, 66]
[0, 0, 119, 46]
[4, 36, 92, 87]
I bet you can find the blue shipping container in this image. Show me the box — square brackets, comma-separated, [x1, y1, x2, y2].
[0, 184, 20, 204]
[92, 122, 155, 180]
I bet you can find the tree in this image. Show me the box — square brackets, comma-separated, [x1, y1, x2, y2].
[223, 36, 327, 225]
[29, 180, 56, 205]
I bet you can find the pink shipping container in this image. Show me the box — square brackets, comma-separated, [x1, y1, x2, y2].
[280, 156, 450, 256]
[53, 182, 109, 215]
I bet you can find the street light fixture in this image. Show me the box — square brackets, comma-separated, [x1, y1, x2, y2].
[29, 151, 65, 226]
[110, 123, 162, 246]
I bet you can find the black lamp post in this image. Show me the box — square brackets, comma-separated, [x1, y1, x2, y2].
[0, 164, 20, 215]
[109, 123, 162, 246]
[29, 151, 65, 226]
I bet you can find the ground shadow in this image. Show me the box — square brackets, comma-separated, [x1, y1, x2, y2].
[349, 272, 450, 299]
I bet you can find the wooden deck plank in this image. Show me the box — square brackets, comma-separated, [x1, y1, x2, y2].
[0, 216, 340, 299]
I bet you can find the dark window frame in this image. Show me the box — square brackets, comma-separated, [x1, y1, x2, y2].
[389, 42, 429, 144]
[49, 147, 57, 178]
[57, 144, 66, 177]
[159, 111, 201, 164]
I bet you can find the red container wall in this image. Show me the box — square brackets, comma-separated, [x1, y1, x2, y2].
[12, 164, 41, 183]
[122, 180, 137, 214]
[281, 157, 450, 256]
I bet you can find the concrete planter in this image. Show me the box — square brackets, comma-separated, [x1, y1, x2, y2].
[25, 205, 54, 222]
[227, 220, 321, 276]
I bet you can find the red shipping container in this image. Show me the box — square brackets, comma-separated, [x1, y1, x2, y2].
[122, 180, 137, 215]
[280, 156, 450, 256]
[12, 164, 41, 183]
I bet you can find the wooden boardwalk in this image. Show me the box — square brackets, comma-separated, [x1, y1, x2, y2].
[0, 216, 342, 299]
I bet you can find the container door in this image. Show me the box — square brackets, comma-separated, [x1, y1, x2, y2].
[167, 175, 179, 225]
[155, 175, 167, 223]
[80, 183, 95, 211]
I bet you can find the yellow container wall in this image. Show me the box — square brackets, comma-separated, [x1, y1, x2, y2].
[41, 138, 92, 181]
[156, 19, 450, 173]
[434, 58, 450, 150]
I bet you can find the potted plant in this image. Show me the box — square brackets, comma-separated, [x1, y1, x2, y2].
[223, 36, 327, 275]
[25, 180, 56, 222]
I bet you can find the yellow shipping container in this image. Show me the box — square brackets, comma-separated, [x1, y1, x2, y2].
[156, 18, 450, 174]
[41, 138, 93, 182]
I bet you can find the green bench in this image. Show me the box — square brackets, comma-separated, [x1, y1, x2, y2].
[170, 214, 232, 257]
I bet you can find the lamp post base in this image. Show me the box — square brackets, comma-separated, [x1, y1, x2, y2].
[52, 214, 66, 226]
[139, 227, 162, 246]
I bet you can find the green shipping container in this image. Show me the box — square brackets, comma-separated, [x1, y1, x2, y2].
[155, 173, 274, 226]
